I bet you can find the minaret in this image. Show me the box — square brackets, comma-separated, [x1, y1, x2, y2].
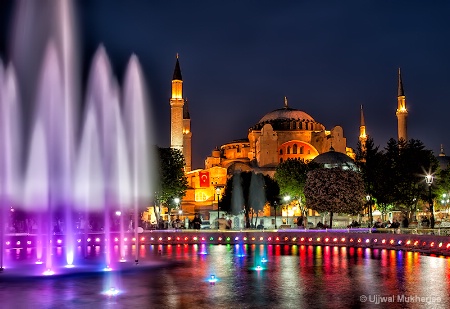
[170, 54, 184, 152]
[396, 68, 408, 141]
[359, 105, 367, 152]
[183, 98, 192, 172]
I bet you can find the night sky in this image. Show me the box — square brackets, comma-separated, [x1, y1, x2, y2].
[1, 1, 450, 169]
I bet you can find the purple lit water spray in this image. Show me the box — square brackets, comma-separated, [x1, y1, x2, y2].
[0, 0, 154, 277]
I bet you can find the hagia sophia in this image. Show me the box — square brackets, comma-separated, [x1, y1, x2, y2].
[164, 56, 446, 220]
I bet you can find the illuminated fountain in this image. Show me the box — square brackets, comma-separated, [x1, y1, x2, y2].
[0, 0, 154, 276]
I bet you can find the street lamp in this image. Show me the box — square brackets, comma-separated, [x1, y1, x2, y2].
[366, 195, 373, 227]
[425, 174, 435, 229]
[216, 187, 221, 229]
[274, 201, 278, 229]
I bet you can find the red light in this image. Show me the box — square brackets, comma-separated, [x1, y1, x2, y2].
[167, 237, 171, 241]
[202, 237, 206, 241]
[251, 237, 255, 241]
[349, 238, 354, 242]
[275, 237, 280, 241]
[316, 237, 321, 242]
[381, 239, 386, 244]
[218, 237, 222, 241]
[389, 239, 394, 244]
[333, 238, 337, 242]
[414, 241, 419, 246]
[284, 237, 289, 241]
[406, 240, 411, 245]
[141, 237, 145, 241]
[430, 242, 435, 247]
[184, 237, 188, 241]
[268, 237, 272, 241]
[341, 238, 346, 242]
[176, 237, 180, 241]
[308, 238, 312, 242]
[300, 237, 305, 241]
[357, 238, 361, 243]
[325, 238, 329, 242]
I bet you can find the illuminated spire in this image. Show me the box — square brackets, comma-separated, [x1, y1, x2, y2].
[440, 144, 446, 157]
[396, 68, 408, 141]
[173, 54, 182, 80]
[360, 104, 366, 127]
[398, 68, 404, 97]
[359, 105, 367, 152]
[284, 96, 288, 108]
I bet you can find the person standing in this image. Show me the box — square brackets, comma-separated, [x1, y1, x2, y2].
[192, 213, 202, 230]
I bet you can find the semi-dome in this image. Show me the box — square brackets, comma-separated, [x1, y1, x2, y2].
[258, 107, 315, 123]
[312, 148, 358, 171]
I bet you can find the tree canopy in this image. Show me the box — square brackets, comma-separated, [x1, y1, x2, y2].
[304, 168, 365, 227]
[274, 158, 319, 215]
[154, 147, 188, 208]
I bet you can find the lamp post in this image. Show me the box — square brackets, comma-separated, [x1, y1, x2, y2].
[216, 187, 221, 229]
[274, 201, 278, 229]
[425, 174, 435, 229]
[284, 195, 291, 226]
[441, 193, 449, 218]
[174, 197, 180, 229]
[366, 195, 372, 227]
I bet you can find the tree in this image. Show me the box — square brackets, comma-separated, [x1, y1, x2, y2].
[356, 137, 393, 221]
[154, 147, 188, 218]
[383, 139, 439, 220]
[275, 159, 319, 221]
[304, 168, 365, 227]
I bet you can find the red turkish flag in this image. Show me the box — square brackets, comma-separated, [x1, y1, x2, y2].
[199, 171, 210, 187]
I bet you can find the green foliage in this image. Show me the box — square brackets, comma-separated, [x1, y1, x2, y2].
[357, 137, 439, 218]
[154, 147, 188, 207]
[274, 158, 317, 202]
[304, 168, 366, 215]
[384, 138, 438, 215]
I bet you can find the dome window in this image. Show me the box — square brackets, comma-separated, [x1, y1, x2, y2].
[293, 144, 298, 154]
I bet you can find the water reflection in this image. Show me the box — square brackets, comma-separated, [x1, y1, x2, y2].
[0, 245, 449, 308]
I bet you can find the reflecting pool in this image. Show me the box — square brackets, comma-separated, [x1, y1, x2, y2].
[0, 244, 449, 308]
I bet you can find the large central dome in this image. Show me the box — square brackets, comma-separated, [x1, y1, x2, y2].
[258, 107, 315, 123]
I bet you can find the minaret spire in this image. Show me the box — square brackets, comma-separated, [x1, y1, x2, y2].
[396, 67, 408, 142]
[284, 96, 288, 108]
[359, 105, 367, 156]
[170, 54, 184, 151]
[440, 144, 446, 157]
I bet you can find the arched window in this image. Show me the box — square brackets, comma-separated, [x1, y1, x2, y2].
[293, 144, 298, 154]
[287, 146, 291, 154]
[280, 149, 283, 155]
[300, 146, 304, 154]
